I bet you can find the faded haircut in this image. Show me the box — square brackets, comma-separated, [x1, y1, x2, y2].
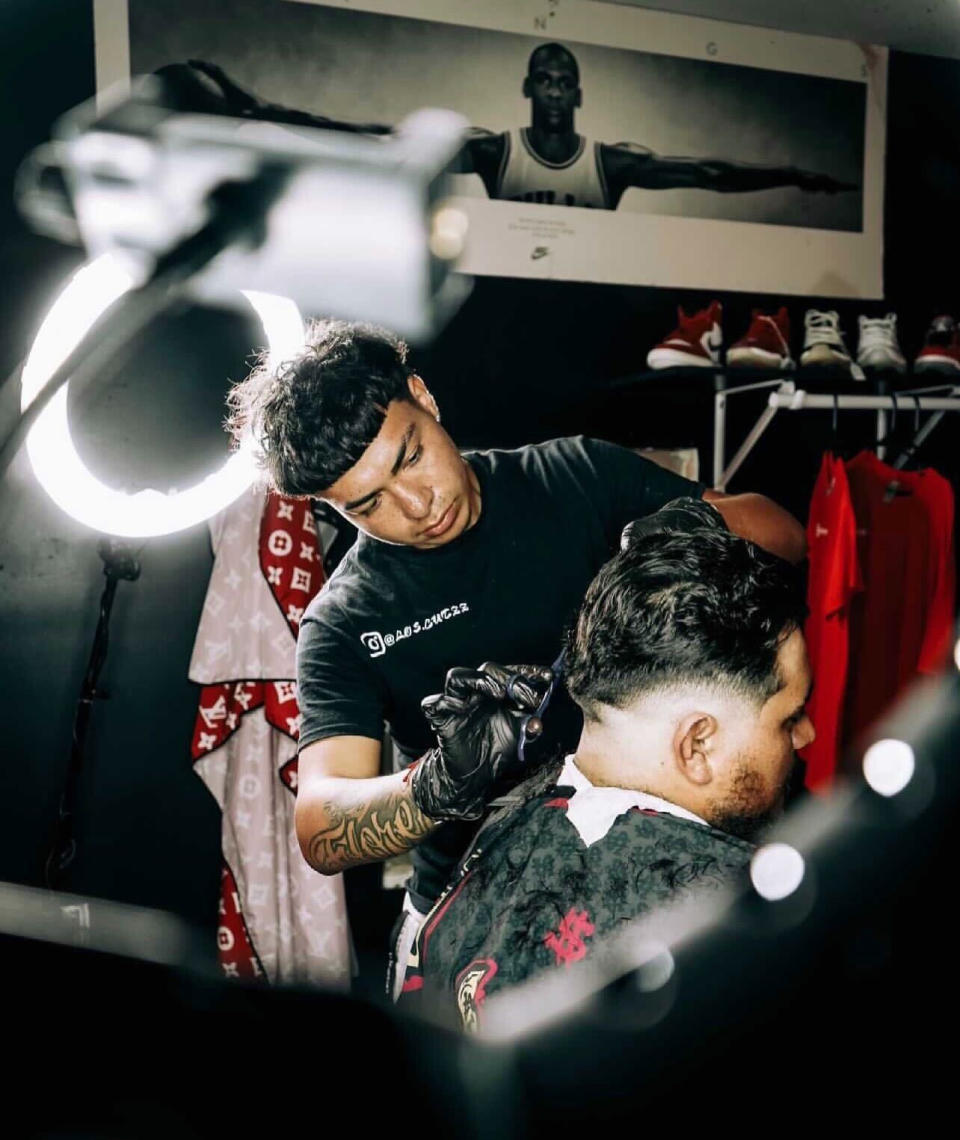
[565, 527, 807, 721]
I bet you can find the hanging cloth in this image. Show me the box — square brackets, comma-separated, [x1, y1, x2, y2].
[800, 453, 862, 791]
[841, 450, 956, 754]
[189, 488, 351, 987]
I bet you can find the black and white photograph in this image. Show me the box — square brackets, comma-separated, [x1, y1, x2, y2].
[106, 0, 885, 295]
[454, 39, 864, 231]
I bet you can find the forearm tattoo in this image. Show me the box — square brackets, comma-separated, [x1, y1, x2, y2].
[307, 787, 435, 873]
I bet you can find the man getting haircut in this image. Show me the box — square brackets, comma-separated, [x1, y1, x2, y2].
[401, 516, 814, 1025]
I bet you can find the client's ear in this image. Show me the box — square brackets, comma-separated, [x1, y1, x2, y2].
[675, 713, 717, 786]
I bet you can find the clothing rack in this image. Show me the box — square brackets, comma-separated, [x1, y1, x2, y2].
[713, 379, 960, 490]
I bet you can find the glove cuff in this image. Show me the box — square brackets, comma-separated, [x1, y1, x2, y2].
[409, 749, 486, 823]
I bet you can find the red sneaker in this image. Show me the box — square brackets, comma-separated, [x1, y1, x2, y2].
[915, 315, 960, 374]
[647, 301, 722, 369]
[727, 307, 794, 370]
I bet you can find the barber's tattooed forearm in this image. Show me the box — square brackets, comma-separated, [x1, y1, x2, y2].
[307, 791, 434, 872]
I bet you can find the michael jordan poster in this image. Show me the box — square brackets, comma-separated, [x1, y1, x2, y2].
[96, 0, 886, 297]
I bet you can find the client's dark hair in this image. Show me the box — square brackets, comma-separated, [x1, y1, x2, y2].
[226, 318, 412, 496]
[565, 526, 806, 720]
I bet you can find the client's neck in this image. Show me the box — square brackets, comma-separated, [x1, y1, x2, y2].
[573, 715, 681, 805]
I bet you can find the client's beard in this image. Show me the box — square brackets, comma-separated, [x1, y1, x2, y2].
[711, 803, 780, 844]
[708, 755, 798, 843]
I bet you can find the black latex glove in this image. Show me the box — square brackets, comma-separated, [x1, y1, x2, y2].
[620, 495, 727, 552]
[411, 662, 554, 822]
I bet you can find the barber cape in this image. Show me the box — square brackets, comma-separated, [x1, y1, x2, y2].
[401, 756, 753, 1029]
[189, 488, 350, 986]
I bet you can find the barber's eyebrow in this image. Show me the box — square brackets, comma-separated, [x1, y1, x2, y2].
[390, 424, 415, 476]
[343, 424, 415, 512]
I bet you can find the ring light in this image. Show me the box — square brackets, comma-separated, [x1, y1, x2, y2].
[20, 254, 303, 538]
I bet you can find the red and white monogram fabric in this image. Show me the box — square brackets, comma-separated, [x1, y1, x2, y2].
[189, 488, 351, 986]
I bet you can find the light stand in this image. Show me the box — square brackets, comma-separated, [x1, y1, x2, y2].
[44, 538, 141, 890]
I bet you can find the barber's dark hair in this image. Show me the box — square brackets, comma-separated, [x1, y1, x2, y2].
[565, 527, 807, 720]
[527, 42, 580, 82]
[226, 318, 413, 496]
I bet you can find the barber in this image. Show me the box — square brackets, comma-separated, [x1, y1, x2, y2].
[226, 320, 806, 996]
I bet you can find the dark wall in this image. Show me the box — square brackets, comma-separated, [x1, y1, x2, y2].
[1, 6, 957, 946]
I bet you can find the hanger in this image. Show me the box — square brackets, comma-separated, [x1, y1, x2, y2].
[874, 389, 900, 454]
[821, 392, 843, 492]
[879, 391, 914, 502]
[826, 389, 859, 462]
[892, 393, 926, 472]
[871, 391, 910, 501]
[829, 390, 840, 450]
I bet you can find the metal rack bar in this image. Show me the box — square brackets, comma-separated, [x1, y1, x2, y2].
[714, 381, 960, 490]
[713, 378, 793, 489]
[718, 402, 782, 490]
[767, 392, 960, 411]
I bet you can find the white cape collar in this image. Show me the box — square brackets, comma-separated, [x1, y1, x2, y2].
[557, 755, 708, 848]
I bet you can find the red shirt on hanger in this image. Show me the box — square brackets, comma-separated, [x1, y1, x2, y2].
[842, 450, 956, 757]
[801, 453, 862, 791]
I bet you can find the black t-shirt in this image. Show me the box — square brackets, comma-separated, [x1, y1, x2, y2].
[296, 436, 704, 908]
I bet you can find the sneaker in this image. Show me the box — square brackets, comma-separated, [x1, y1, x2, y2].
[647, 301, 722, 369]
[857, 313, 907, 373]
[915, 315, 960, 374]
[727, 307, 794, 370]
[800, 310, 855, 371]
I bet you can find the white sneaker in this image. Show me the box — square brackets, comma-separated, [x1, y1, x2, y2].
[857, 313, 907, 374]
[800, 310, 856, 373]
